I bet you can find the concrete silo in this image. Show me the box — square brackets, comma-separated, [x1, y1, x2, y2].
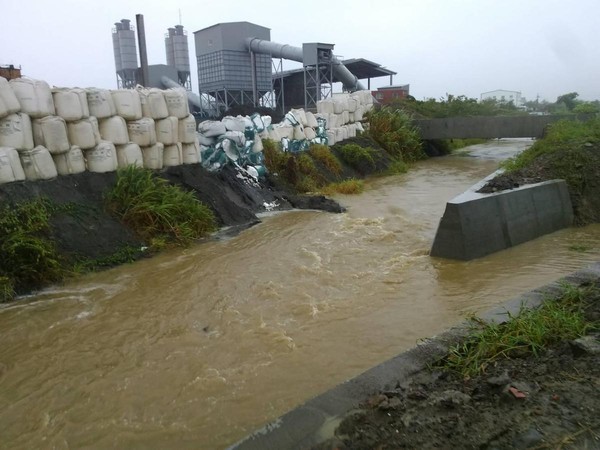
[112, 19, 139, 88]
[165, 25, 191, 90]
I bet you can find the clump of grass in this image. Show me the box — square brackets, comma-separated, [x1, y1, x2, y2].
[338, 144, 377, 172]
[320, 179, 365, 195]
[0, 199, 65, 300]
[262, 138, 289, 174]
[441, 283, 596, 377]
[296, 153, 316, 175]
[386, 158, 409, 175]
[308, 144, 342, 176]
[105, 166, 216, 245]
[367, 107, 425, 162]
[72, 245, 142, 273]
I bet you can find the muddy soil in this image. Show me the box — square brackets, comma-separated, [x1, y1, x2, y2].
[316, 291, 600, 450]
[0, 163, 342, 269]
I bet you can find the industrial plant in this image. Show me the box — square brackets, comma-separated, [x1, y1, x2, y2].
[110, 17, 397, 117]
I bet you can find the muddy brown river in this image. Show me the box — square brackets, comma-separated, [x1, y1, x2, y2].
[1, 139, 600, 449]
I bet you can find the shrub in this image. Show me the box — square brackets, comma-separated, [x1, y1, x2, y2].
[106, 166, 216, 244]
[296, 153, 316, 175]
[367, 107, 425, 162]
[263, 138, 289, 174]
[308, 144, 342, 176]
[0, 199, 65, 297]
[386, 158, 409, 175]
[338, 144, 376, 172]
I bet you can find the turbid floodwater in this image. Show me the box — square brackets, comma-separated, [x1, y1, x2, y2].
[1, 139, 599, 449]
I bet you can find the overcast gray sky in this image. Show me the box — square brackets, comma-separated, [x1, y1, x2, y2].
[2, 0, 598, 102]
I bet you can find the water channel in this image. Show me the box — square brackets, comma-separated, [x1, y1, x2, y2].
[1, 139, 600, 449]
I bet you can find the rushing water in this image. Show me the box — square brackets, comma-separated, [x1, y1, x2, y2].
[1, 139, 600, 449]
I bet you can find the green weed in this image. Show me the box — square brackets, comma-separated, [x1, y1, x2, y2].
[308, 144, 342, 176]
[320, 179, 365, 195]
[367, 107, 425, 162]
[105, 166, 216, 245]
[338, 144, 376, 172]
[440, 283, 597, 377]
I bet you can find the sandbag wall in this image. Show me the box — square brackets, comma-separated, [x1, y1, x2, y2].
[0, 76, 201, 185]
[196, 89, 374, 174]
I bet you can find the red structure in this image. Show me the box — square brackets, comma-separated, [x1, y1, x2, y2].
[371, 84, 410, 104]
[0, 65, 21, 80]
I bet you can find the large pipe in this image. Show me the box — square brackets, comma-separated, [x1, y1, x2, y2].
[160, 76, 206, 110]
[245, 38, 366, 92]
[135, 14, 149, 87]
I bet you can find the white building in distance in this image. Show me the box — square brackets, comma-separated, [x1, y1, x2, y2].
[481, 89, 523, 107]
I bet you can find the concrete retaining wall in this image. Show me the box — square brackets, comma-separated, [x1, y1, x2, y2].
[430, 177, 574, 260]
[230, 262, 600, 449]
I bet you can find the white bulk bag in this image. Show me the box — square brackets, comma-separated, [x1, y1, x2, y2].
[354, 106, 364, 122]
[86, 88, 117, 119]
[52, 88, 88, 121]
[222, 115, 248, 132]
[85, 141, 118, 173]
[252, 134, 263, 153]
[67, 117, 100, 149]
[19, 146, 58, 180]
[317, 99, 334, 114]
[0, 77, 21, 118]
[0, 146, 26, 184]
[223, 131, 245, 146]
[0, 113, 34, 150]
[99, 116, 129, 145]
[332, 95, 348, 114]
[164, 88, 189, 119]
[290, 109, 308, 127]
[32, 116, 70, 154]
[127, 117, 157, 147]
[116, 142, 144, 168]
[198, 120, 226, 137]
[347, 97, 358, 113]
[111, 89, 142, 120]
[305, 111, 319, 128]
[356, 122, 365, 133]
[293, 125, 306, 141]
[182, 140, 200, 165]
[155, 116, 178, 145]
[10, 78, 55, 118]
[197, 132, 216, 146]
[138, 87, 168, 119]
[304, 127, 317, 141]
[52, 145, 86, 175]
[261, 115, 272, 128]
[341, 110, 350, 125]
[276, 124, 294, 140]
[178, 114, 197, 144]
[141, 142, 164, 169]
[163, 143, 182, 167]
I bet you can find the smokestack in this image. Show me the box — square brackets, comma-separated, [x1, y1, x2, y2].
[136, 14, 149, 87]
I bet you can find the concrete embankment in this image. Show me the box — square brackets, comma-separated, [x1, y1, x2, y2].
[430, 173, 574, 260]
[230, 261, 600, 450]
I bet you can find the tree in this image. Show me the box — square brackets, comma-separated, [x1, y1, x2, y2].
[556, 92, 579, 111]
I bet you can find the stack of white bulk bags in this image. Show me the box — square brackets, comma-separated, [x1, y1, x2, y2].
[67, 117, 101, 150]
[0, 113, 34, 150]
[32, 116, 70, 154]
[155, 116, 178, 145]
[127, 118, 156, 147]
[99, 116, 129, 145]
[0, 147, 26, 184]
[115, 142, 143, 168]
[85, 140, 118, 173]
[52, 146, 86, 176]
[52, 88, 89, 122]
[86, 89, 116, 119]
[182, 140, 200, 165]
[164, 88, 189, 119]
[0, 77, 21, 119]
[111, 90, 142, 121]
[163, 142, 183, 167]
[138, 88, 169, 120]
[10, 78, 55, 118]
[178, 114, 196, 144]
[19, 146, 58, 180]
[141, 142, 164, 170]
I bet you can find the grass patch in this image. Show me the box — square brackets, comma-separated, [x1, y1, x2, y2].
[386, 158, 409, 175]
[440, 283, 597, 378]
[308, 144, 342, 176]
[105, 166, 216, 245]
[0, 198, 65, 300]
[72, 245, 143, 273]
[320, 179, 365, 195]
[367, 107, 425, 162]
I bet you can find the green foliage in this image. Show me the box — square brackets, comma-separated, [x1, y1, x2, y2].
[320, 179, 365, 195]
[502, 118, 600, 173]
[308, 144, 342, 176]
[295, 176, 318, 193]
[441, 283, 596, 377]
[0, 276, 15, 303]
[556, 92, 579, 111]
[0, 199, 65, 300]
[262, 138, 289, 174]
[296, 153, 316, 175]
[105, 166, 216, 245]
[386, 158, 409, 175]
[338, 144, 376, 171]
[72, 245, 142, 273]
[392, 94, 523, 118]
[366, 107, 425, 162]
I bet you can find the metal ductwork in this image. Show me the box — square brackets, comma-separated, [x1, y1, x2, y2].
[245, 38, 366, 92]
[160, 76, 210, 111]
